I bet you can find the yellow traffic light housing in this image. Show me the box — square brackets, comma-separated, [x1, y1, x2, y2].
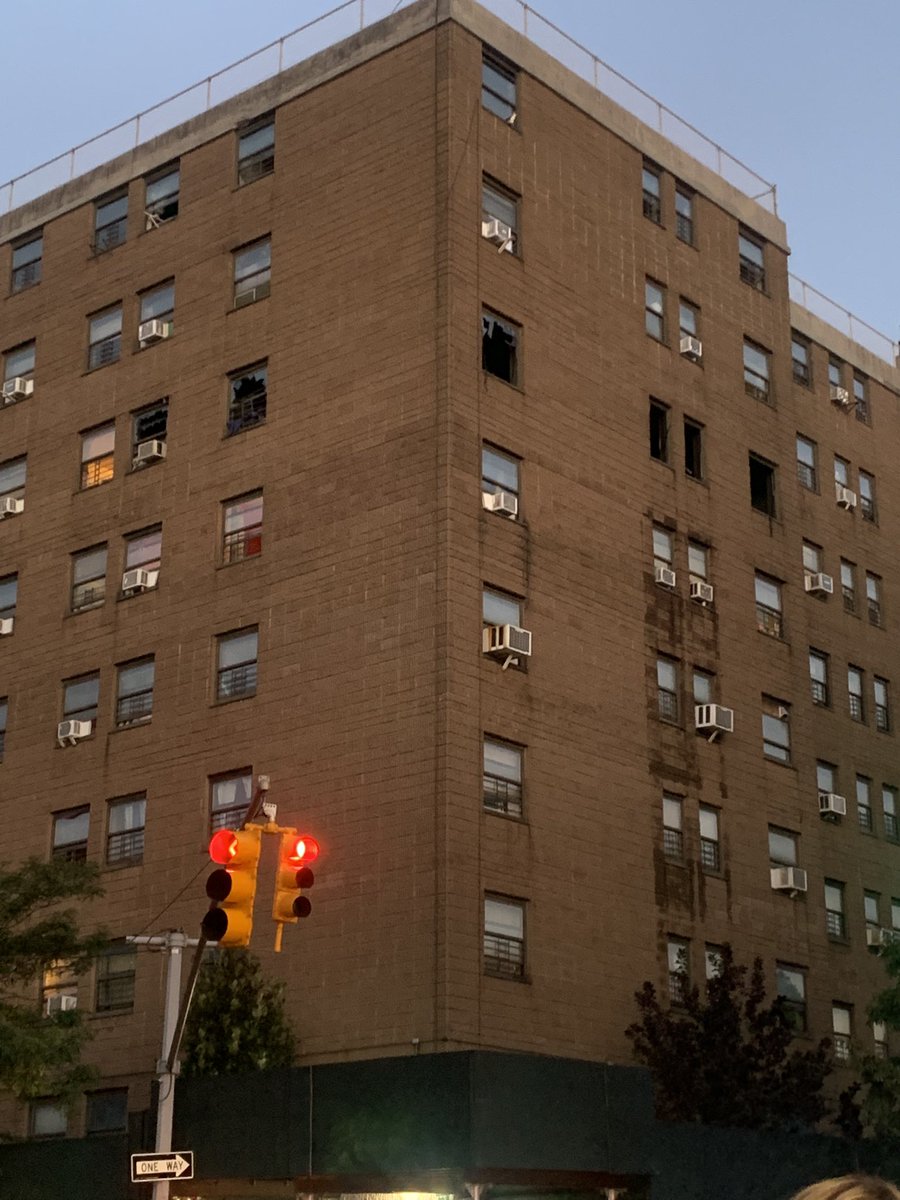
[272, 833, 318, 929]
[201, 826, 263, 947]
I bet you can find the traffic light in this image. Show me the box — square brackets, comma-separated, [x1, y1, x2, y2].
[201, 826, 262, 947]
[272, 833, 318, 925]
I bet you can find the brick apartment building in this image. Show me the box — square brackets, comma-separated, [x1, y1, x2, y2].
[1, 0, 899, 1192]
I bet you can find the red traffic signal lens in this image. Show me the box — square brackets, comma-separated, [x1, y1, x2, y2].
[209, 829, 238, 865]
[285, 835, 319, 866]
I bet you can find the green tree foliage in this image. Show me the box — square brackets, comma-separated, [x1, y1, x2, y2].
[181, 949, 296, 1076]
[849, 940, 900, 1141]
[625, 944, 832, 1130]
[0, 857, 107, 1104]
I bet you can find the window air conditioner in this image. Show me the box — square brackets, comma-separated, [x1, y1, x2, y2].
[770, 866, 808, 895]
[121, 568, 159, 595]
[830, 385, 852, 408]
[804, 572, 833, 595]
[133, 439, 167, 468]
[0, 617, 13, 636]
[481, 218, 514, 250]
[482, 624, 532, 658]
[0, 497, 24, 518]
[694, 704, 734, 736]
[867, 926, 887, 948]
[44, 994, 78, 1016]
[1, 376, 33, 403]
[482, 489, 518, 518]
[679, 335, 702, 361]
[818, 791, 847, 819]
[138, 318, 170, 347]
[690, 579, 714, 604]
[835, 483, 857, 509]
[57, 720, 92, 746]
[654, 564, 676, 589]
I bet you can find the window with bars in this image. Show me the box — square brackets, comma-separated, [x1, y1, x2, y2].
[854, 373, 870, 424]
[699, 806, 720, 872]
[859, 470, 877, 523]
[642, 162, 661, 224]
[832, 1004, 852, 1062]
[667, 937, 690, 1004]
[222, 492, 263, 563]
[233, 239, 271, 307]
[743, 340, 771, 402]
[841, 560, 857, 614]
[11, 233, 42, 293]
[484, 895, 525, 979]
[738, 230, 765, 289]
[796, 435, 817, 489]
[216, 629, 258, 701]
[809, 650, 829, 706]
[755, 573, 783, 638]
[115, 659, 154, 727]
[857, 776, 874, 832]
[775, 963, 807, 1032]
[824, 880, 847, 940]
[237, 117, 275, 185]
[657, 657, 679, 723]
[227, 363, 268, 435]
[52, 807, 89, 862]
[662, 794, 683, 860]
[875, 677, 891, 732]
[87, 306, 122, 369]
[848, 667, 865, 722]
[867, 574, 883, 627]
[791, 335, 811, 385]
[71, 545, 107, 612]
[883, 787, 898, 842]
[80, 423, 115, 489]
[645, 280, 665, 341]
[210, 771, 252, 832]
[106, 795, 146, 866]
[482, 49, 517, 124]
[62, 673, 99, 729]
[675, 186, 693, 243]
[483, 739, 523, 818]
[94, 193, 127, 253]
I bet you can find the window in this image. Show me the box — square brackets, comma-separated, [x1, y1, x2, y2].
[883, 787, 898, 841]
[662, 794, 683, 860]
[0, 573, 16, 621]
[80, 423, 115, 489]
[854, 372, 870, 424]
[0, 697, 6, 760]
[829, 357, 843, 390]
[11, 233, 42, 293]
[86, 1089, 128, 1134]
[482, 445, 520, 502]
[875, 677, 891, 733]
[124, 526, 162, 577]
[874, 1021, 888, 1060]
[483, 738, 523, 817]
[94, 192, 127, 253]
[699, 805, 720, 872]
[41, 961, 77, 1013]
[802, 541, 822, 580]
[832, 1004, 852, 1062]
[115, 658, 154, 727]
[679, 299, 699, 341]
[824, 880, 847, 939]
[62, 673, 99, 730]
[482, 49, 517, 123]
[817, 761, 837, 796]
[791, 335, 811, 386]
[30, 1101, 67, 1139]
[483, 588, 522, 630]
[796, 436, 817, 490]
[237, 117, 275, 184]
[484, 895, 525, 978]
[0, 455, 26, 503]
[88, 306, 122, 369]
[139, 280, 175, 334]
[210, 771, 252, 832]
[71, 545, 107, 612]
[106, 795, 146, 866]
[762, 697, 790, 763]
[743, 340, 771, 402]
[864, 892, 881, 931]
[482, 310, 519, 384]
[683, 419, 703, 480]
[848, 667, 865, 722]
[857, 776, 874, 833]
[642, 162, 661, 224]
[52, 807, 89, 862]
[216, 628, 258, 701]
[667, 937, 690, 1004]
[233, 238, 271, 307]
[132, 398, 168, 461]
[144, 164, 179, 227]
[482, 178, 518, 252]
[223, 492, 263, 563]
[775, 963, 807, 1032]
[645, 280, 665, 341]
[841, 560, 857, 614]
[3, 340, 35, 387]
[755, 573, 783, 638]
[652, 526, 674, 573]
[738, 230, 765, 290]
[227, 363, 267, 435]
[867, 574, 883, 627]
[693, 670, 714, 706]
[768, 826, 798, 867]
[892, 899, 900, 933]
[834, 455, 850, 488]
[809, 650, 829, 706]
[675, 186, 693, 244]
[657, 657, 679, 723]
[859, 470, 877, 523]
[688, 542, 709, 583]
[749, 454, 776, 517]
[649, 400, 669, 463]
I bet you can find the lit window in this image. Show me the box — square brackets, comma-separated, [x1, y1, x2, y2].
[832, 1004, 852, 1062]
[94, 192, 128, 253]
[106, 794, 146, 866]
[841, 560, 857, 615]
[80, 423, 115, 489]
[237, 117, 275, 185]
[824, 880, 846, 939]
[642, 163, 662, 224]
[699, 805, 720, 872]
[796, 435, 817, 490]
[662, 794, 683, 860]
[233, 238, 271, 307]
[762, 697, 790, 763]
[3, 340, 35, 387]
[754, 573, 783, 638]
[125, 527, 162, 576]
[483, 739, 523, 817]
[52, 807, 89, 862]
[115, 658, 155, 727]
[483, 588, 522, 629]
[768, 826, 798, 867]
[210, 771, 252, 832]
[223, 492, 263, 563]
[775, 963, 806, 1032]
[62, 673, 99, 729]
[809, 649, 829, 706]
[667, 936, 690, 1004]
[11, 233, 42, 293]
[30, 1101, 67, 1139]
[645, 280, 665, 341]
[791, 334, 810, 385]
[657, 657, 679, 723]
[482, 310, 519, 384]
[86, 1089, 128, 1133]
[482, 178, 518, 252]
[88, 305, 122, 370]
[144, 164, 179, 227]
[652, 526, 673, 571]
[216, 628, 259, 702]
[649, 400, 669, 463]
[883, 787, 898, 842]
[675, 186, 693, 244]
[227, 363, 267, 435]
[41, 961, 77, 1014]
[139, 281, 175, 336]
[482, 49, 517, 124]
[71, 545, 107, 612]
[848, 667, 865, 722]
[749, 454, 776, 516]
[867, 573, 883, 628]
[484, 895, 525, 978]
[743, 340, 771, 402]
[857, 776, 874, 833]
[859, 470, 877, 523]
[875, 677, 891, 733]
[854, 373, 870, 424]
[738, 230, 765, 289]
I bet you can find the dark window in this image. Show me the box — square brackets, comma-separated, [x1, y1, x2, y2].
[94, 193, 127, 253]
[859, 470, 877, 523]
[223, 492, 263, 563]
[482, 311, 519, 384]
[132, 399, 169, 464]
[237, 118, 275, 185]
[216, 628, 259, 701]
[106, 795, 146, 866]
[749, 454, 776, 516]
[227, 363, 267, 435]
[649, 400, 669, 462]
[11, 233, 42, 292]
[115, 659, 154, 727]
[675, 186, 693, 244]
[739, 230, 765, 289]
[144, 164, 179, 227]
[482, 49, 517, 124]
[684, 419, 703, 479]
[95, 947, 136, 1013]
[52, 807, 89, 862]
[791, 334, 811, 385]
[642, 162, 661, 224]
[86, 1089, 128, 1134]
[854, 373, 870, 424]
[775, 963, 807, 1032]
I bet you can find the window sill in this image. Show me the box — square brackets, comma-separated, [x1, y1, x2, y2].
[216, 554, 263, 570]
[650, 457, 674, 471]
[88, 1009, 133, 1021]
[9, 280, 41, 299]
[68, 603, 106, 618]
[117, 587, 159, 603]
[481, 370, 525, 395]
[482, 108, 522, 135]
[102, 859, 143, 872]
[762, 756, 795, 770]
[482, 807, 526, 824]
[233, 170, 276, 192]
[483, 967, 530, 984]
[645, 333, 670, 349]
[212, 692, 257, 707]
[739, 279, 770, 299]
[111, 719, 153, 733]
[75, 481, 114, 497]
[222, 420, 267, 441]
[827, 934, 851, 947]
[83, 360, 121, 376]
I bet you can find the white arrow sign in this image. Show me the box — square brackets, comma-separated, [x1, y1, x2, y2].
[130, 1151, 194, 1182]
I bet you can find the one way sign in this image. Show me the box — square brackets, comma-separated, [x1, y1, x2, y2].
[130, 1151, 194, 1182]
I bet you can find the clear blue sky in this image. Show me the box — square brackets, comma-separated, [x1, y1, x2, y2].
[1, 0, 896, 340]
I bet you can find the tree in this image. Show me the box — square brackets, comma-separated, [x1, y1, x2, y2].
[625, 944, 832, 1130]
[848, 940, 900, 1142]
[181, 949, 296, 1076]
[0, 857, 107, 1106]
